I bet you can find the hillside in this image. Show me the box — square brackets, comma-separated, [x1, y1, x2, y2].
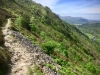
[78, 22, 100, 44]
[0, 0, 100, 75]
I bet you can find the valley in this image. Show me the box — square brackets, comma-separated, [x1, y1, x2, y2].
[78, 22, 100, 45]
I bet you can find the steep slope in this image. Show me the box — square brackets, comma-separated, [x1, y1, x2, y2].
[3, 19, 61, 75]
[0, 0, 100, 75]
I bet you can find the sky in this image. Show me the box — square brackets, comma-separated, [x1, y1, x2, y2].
[33, 0, 100, 20]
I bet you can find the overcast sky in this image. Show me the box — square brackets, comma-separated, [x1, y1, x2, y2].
[33, 0, 100, 20]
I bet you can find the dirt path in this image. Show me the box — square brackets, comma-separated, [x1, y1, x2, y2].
[2, 19, 32, 75]
[6, 19, 10, 28]
[2, 19, 61, 75]
[2, 19, 10, 35]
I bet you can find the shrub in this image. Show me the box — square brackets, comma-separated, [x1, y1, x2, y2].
[15, 15, 26, 29]
[84, 62, 97, 74]
[57, 43, 68, 58]
[29, 23, 39, 33]
[41, 40, 57, 55]
[54, 58, 62, 65]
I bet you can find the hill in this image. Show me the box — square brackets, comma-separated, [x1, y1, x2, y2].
[0, 0, 100, 75]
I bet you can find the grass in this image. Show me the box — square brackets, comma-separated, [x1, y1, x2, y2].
[85, 33, 94, 39]
[27, 66, 34, 75]
[27, 65, 43, 75]
[34, 65, 43, 75]
[97, 38, 100, 43]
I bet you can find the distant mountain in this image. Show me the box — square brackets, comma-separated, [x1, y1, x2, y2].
[60, 16, 100, 25]
[60, 16, 88, 25]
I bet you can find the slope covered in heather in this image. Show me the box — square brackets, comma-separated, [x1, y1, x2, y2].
[0, 0, 100, 75]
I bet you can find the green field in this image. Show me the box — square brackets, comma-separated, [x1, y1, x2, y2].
[84, 33, 94, 39]
[97, 38, 100, 43]
[84, 33, 100, 44]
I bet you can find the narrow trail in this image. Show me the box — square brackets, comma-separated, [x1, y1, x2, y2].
[3, 19, 10, 35]
[2, 19, 32, 75]
[6, 19, 10, 28]
[2, 19, 61, 75]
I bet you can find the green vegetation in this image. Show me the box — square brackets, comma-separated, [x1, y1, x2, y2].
[27, 65, 43, 75]
[34, 65, 43, 75]
[0, 0, 100, 75]
[85, 33, 94, 39]
[78, 22, 100, 44]
[27, 67, 33, 75]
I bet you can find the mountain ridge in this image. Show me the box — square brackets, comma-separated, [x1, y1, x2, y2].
[60, 16, 100, 25]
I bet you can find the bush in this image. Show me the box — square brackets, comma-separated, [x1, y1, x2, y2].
[41, 40, 57, 55]
[84, 62, 97, 74]
[29, 23, 39, 33]
[57, 43, 68, 58]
